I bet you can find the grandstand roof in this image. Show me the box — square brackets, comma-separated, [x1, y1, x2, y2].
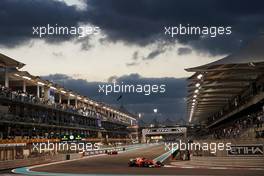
[186, 35, 264, 123]
[186, 35, 264, 72]
[0, 53, 25, 69]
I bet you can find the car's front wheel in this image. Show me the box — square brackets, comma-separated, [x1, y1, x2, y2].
[128, 161, 136, 167]
[156, 161, 163, 167]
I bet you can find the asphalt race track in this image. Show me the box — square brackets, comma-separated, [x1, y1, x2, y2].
[18, 144, 264, 176]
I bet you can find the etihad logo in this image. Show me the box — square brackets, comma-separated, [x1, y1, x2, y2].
[228, 145, 264, 156]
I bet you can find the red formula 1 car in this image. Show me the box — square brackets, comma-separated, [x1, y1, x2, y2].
[128, 157, 163, 168]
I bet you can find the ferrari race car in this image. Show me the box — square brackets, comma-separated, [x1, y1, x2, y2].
[128, 157, 163, 168]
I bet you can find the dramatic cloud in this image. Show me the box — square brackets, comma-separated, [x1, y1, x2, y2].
[42, 73, 187, 123]
[84, 0, 264, 55]
[52, 51, 63, 57]
[0, 0, 81, 47]
[126, 62, 139, 67]
[1, 0, 264, 55]
[143, 48, 166, 60]
[132, 51, 139, 60]
[126, 51, 140, 67]
[177, 47, 192, 56]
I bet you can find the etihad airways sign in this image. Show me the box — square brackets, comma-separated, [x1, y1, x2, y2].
[228, 144, 264, 156]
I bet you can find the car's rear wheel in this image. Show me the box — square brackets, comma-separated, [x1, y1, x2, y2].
[156, 161, 163, 166]
[156, 161, 161, 165]
[128, 160, 136, 167]
[143, 162, 149, 167]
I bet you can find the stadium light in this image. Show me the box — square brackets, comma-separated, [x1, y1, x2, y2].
[189, 108, 194, 122]
[153, 108, 158, 113]
[22, 76, 31, 80]
[249, 62, 255, 67]
[50, 86, 57, 90]
[189, 114, 193, 122]
[37, 82, 45, 86]
[194, 89, 199, 93]
[193, 94, 197, 98]
[192, 99, 196, 102]
[197, 74, 203, 79]
[195, 83, 200, 87]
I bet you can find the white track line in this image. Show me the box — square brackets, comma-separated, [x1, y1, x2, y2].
[165, 164, 264, 170]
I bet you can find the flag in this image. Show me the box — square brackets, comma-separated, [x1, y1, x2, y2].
[117, 94, 123, 101]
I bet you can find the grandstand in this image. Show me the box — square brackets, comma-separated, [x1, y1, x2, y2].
[0, 53, 138, 161]
[186, 35, 264, 156]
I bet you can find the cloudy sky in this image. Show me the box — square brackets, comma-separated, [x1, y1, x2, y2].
[1, 0, 264, 123]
